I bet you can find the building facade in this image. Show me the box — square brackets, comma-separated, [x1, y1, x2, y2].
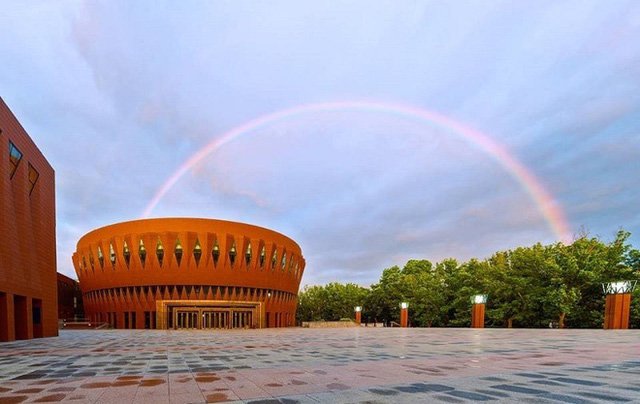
[57, 273, 83, 321]
[73, 218, 305, 330]
[0, 98, 57, 342]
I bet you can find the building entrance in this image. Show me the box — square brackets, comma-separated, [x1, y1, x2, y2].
[158, 300, 262, 330]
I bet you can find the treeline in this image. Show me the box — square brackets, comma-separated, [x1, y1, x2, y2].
[297, 231, 640, 328]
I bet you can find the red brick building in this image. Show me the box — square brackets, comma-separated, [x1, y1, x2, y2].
[73, 218, 305, 329]
[0, 98, 57, 341]
[57, 272, 83, 321]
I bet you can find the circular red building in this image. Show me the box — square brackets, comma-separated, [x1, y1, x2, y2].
[72, 218, 305, 330]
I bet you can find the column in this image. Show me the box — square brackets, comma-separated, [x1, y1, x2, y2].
[399, 302, 409, 328]
[603, 281, 636, 329]
[354, 306, 362, 325]
[471, 295, 487, 328]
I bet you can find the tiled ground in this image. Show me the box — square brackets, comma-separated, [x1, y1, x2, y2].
[0, 328, 639, 403]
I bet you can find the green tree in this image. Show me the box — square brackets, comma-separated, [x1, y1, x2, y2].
[296, 230, 638, 329]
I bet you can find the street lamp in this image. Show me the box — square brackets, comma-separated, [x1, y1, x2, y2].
[602, 280, 637, 295]
[400, 302, 409, 310]
[471, 294, 488, 305]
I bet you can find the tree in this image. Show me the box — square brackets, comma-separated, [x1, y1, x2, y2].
[296, 230, 638, 329]
[368, 266, 403, 325]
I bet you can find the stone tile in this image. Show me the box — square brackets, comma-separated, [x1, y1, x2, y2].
[0, 329, 639, 403]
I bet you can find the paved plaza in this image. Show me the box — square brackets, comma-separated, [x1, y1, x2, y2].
[0, 328, 639, 403]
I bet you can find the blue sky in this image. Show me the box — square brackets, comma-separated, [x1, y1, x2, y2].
[1, 1, 639, 285]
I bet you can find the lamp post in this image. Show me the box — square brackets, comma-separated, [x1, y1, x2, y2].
[399, 302, 409, 327]
[354, 306, 362, 325]
[602, 281, 637, 329]
[470, 294, 487, 328]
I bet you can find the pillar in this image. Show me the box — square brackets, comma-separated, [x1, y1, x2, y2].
[399, 302, 409, 327]
[604, 293, 632, 329]
[603, 281, 636, 330]
[471, 303, 485, 328]
[354, 306, 362, 325]
[470, 295, 488, 328]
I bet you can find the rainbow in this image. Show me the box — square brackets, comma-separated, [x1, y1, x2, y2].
[142, 100, 572, 243]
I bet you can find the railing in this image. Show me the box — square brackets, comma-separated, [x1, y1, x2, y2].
[60, 319, 110, 330]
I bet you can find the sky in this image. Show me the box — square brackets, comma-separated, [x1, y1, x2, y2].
[1, 1, 639, 286]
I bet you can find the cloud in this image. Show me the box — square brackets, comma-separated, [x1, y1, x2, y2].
[1, 1, 639, 284]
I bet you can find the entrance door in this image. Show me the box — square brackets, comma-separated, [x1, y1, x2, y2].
[175, 310, 199, 329]
[166, 304, 258, 330]
[201, 310, 229, 329]
[232, 311, 253, 329]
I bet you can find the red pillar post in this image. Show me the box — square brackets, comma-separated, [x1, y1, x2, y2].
[400, 302, 409, 327]
[471, 304, 486, 328]
[354, 306, 362, 325]
[470, 295, 487, 328]
[603, 281, 636, 329]
[604, 293, 632, 329]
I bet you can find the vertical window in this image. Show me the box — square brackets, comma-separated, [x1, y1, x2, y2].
[281, 252, 287, 273]
[174, 238, 183, 266]
[212, 240, 220, 267]
[97, 246, 104, 269]
[123, 241, 131, 268]
[259, 246, 266, 269]
[193, 238, 202, 267]
[139, 239, 146, 268]
[8, 141, 22, 179]
[271, 249, 278, 271]
[156, 237, 164, 267]
[245, 243, 252, 267]
[28, 164, 39, 194]
[289, 255, 294, 274]
[89, 251, 95, 271]
[228, 240, 237, 267]
[109, 243, 116, 269]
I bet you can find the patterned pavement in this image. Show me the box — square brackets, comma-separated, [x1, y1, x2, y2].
[0, 328, 639, 403]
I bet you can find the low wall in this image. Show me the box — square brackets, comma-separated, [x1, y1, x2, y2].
[302, 321, 359, 328]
